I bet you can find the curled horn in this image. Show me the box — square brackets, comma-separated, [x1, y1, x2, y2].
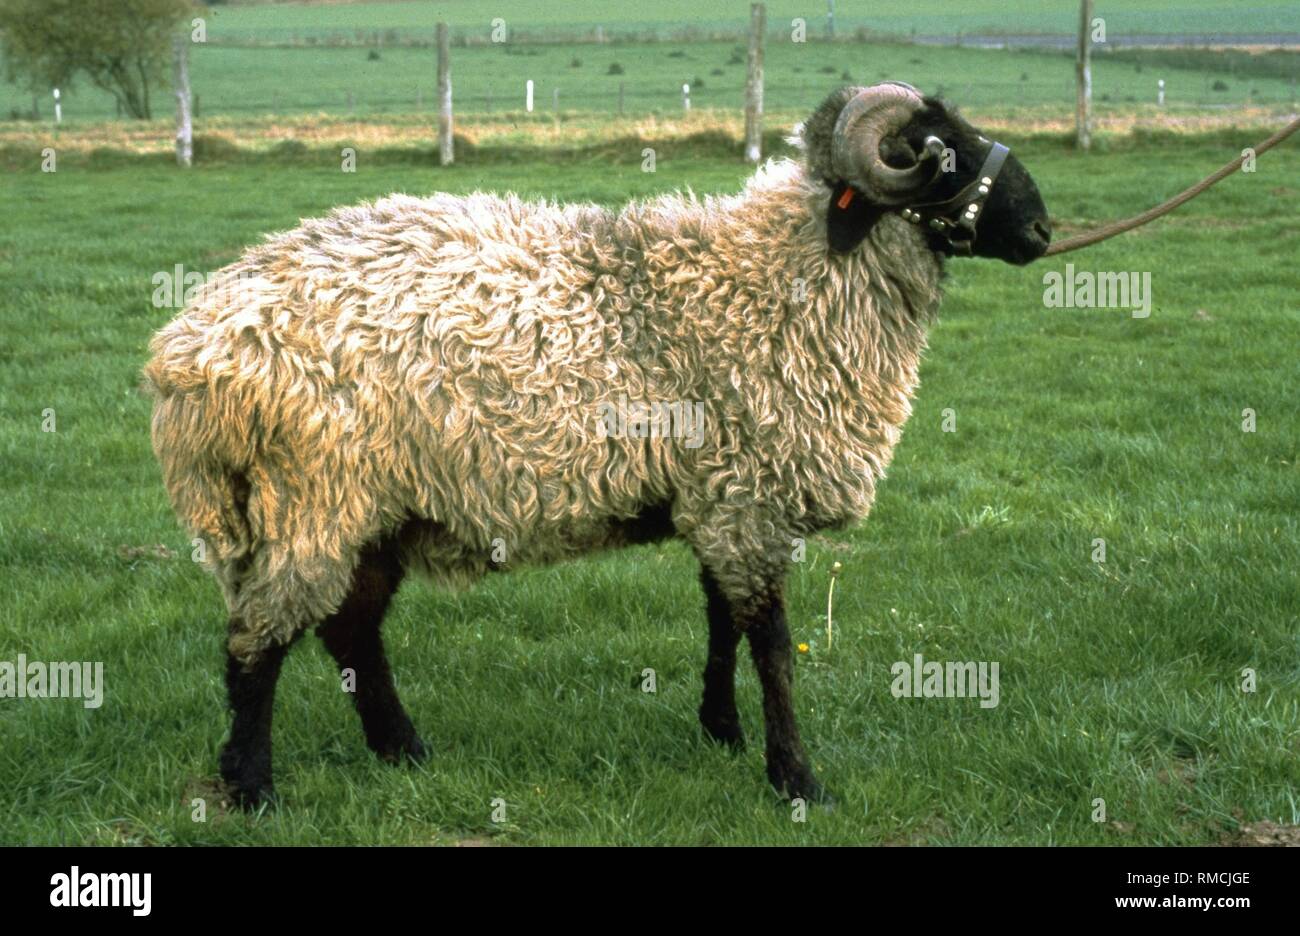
[831, 82, 940, 202]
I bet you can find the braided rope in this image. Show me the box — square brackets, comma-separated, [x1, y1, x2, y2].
[1043, 115, 1300, 257]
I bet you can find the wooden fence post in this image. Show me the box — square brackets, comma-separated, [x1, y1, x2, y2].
[172, 33, 192, 167]
[1075, 0, 1093, 151]
[437, 21, 453, 165]
[744, 3, 766, 163]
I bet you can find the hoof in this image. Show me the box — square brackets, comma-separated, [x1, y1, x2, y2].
[373, 729, 427, 765]
[219, 747, 274, 810]
[699, 706, 745, 750]
[228, 784, 274, 811]
[221, 774, 274, 811]
[767, 760, 828, 804]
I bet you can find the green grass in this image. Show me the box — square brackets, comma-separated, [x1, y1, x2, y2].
[203, 0, 1300, 42]
[5, 17, 1298, 121]
[1105, 46, 1300, 81]
[174, 41, 1300, 115]
[1, 132, 1298, 844]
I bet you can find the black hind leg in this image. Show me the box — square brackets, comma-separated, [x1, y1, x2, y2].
[316, 536, 424, 764]
[220, 634, 291, 808]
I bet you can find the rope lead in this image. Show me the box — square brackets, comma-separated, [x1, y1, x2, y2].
[1043, 116, 1300, 257]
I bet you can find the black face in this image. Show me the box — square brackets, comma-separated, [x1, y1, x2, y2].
[889, 98, 1051, 264]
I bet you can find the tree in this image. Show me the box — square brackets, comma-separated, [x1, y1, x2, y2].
[0, 0, 199, 119]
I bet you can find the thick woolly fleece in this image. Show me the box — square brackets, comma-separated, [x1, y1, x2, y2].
[145, 153, 942, 664]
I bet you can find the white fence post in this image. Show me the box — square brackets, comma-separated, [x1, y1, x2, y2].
[437, 22, 453, 165]
[173, 33, 193, 167]
[744, 3, 766, 163]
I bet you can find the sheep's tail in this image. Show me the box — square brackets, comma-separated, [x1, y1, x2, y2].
[143, 353, 260, 563]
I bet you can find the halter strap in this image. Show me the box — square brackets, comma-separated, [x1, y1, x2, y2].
[897, 141, 1011, 255]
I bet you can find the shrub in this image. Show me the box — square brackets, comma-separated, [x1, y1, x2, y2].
[270, 139, 309, 160]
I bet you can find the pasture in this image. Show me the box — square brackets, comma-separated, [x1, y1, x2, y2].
[1, 128, 1297, 844]
[4, 2, 1298, 121]
[173, 0, 1300, 43]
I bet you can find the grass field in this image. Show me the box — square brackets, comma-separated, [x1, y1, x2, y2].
[201, 0, 1300, 43]
[1, 126, 1298, 844]
[4, 7, 1298, 121]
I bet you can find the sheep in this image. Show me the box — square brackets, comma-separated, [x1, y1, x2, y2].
[144, 82, 1051, 807]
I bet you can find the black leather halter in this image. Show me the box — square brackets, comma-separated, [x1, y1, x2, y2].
[897, 140, 1011, 255]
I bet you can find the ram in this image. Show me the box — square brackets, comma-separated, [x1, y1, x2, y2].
[144, 82, 1051, 806]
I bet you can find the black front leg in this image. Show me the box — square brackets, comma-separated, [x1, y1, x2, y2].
[698, 567, 744, 748]
[743, 586, 824, 802]
[219, 635, 291, 808]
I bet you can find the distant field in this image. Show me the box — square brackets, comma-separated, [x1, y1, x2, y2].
[5, 36, 1298, 123]
[2, 132, 1298, 845]
[200, 0, 1300, 42]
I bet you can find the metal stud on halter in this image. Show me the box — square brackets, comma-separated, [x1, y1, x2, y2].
[901, 141, 1012, 255]
[827, 82, 1016, 255]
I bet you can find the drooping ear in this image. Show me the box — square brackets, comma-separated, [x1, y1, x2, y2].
[826, 182, 876, 253]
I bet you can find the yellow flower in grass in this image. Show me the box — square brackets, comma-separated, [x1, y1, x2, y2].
[797, 642, 810, 654]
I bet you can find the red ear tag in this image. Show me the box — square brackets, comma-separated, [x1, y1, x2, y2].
[836, 188, 855, 210]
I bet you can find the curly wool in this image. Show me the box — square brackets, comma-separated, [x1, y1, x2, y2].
[145, 155, 943, 663]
